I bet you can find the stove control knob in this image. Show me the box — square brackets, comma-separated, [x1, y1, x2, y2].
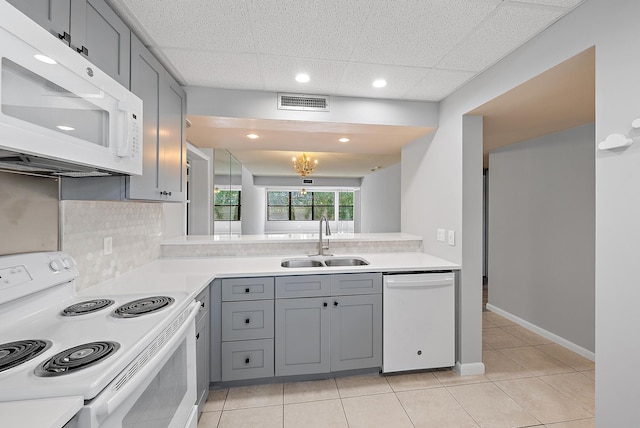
[49, 260, 62, 272]
[61, 256, 76, 269]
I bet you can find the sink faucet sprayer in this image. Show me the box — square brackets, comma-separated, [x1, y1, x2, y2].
[317, 215, 332, 256]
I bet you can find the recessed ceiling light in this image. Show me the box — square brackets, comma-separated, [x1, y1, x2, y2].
[372, 79, 387, 88]
[246, 133, 259, 139]
[34, 54, 56, 64]
[56, 125, 75, 131]
[338, 137, 350, 143]
[295, 73, 310, 83]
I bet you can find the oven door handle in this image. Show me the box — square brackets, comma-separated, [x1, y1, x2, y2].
[95, 301, 200, 421]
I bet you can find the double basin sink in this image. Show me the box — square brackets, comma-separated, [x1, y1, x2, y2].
[281, 256, 370, 268]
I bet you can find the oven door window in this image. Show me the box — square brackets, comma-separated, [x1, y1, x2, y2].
[121, 337, 191, 428]
[1, 57, 109, 147]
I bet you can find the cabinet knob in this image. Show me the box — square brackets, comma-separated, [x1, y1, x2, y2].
[196, 333, 200, 340]
[77, 45, 89, 56]
[58, 31, 70, 43]
[160, 191, 173, 196]
[245, 318, 250, 324]
[323, 302, 328, 307]
[245, 357, 250, 364]
[333, 301, 339, 307]
[417, 350, 422, 355]
[245, 288, 250, 293]
[201, 301, 205, 309]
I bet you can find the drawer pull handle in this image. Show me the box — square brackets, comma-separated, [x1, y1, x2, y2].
[245, 288, 250, 293]
[245, 318, 250, 324]
[334, 301, 339, 307]
[323, 302, 328, 307]
[245, 357, 250, 364]
[196, 333, 200, 340]
[201, 301, 205, 309]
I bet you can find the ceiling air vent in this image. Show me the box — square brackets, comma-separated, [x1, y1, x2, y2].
[278, 93, 329, 112]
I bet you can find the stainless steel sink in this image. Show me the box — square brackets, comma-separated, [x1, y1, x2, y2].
[280, 256, 370, 268]
[281, 258, 325, 268]
[324, 257, 370, 266]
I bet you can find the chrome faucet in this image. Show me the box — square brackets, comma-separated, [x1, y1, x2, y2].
[317, 215, 332, 256]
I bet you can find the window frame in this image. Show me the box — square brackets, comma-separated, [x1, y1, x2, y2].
[213, 188, 242, 221]
[266, 190, 354, 222]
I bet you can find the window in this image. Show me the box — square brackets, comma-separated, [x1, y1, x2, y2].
[214, 190, 241, 221]
[267, 190, 353, 221]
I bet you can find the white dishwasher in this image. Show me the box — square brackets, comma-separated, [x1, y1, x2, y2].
[383, 272, 455, 373]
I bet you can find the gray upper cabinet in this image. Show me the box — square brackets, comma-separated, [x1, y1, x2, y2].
[8, 0, 130, 88]
[7, 0, 70, 40]
[71, 0, 130, 88]
[275, 297, 331, 376]
[128, 34, 186, 202]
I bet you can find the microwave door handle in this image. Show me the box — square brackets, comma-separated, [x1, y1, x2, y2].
[116, 101, 133, 158]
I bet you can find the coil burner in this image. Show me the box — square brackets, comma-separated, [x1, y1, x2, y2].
[61, 299, 115, 316]
[113, 296, 175, 318]
[35, 341, 120, 376]
[0, 340, 52, 373]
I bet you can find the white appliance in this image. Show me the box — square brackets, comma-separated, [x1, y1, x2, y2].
[0, 251, 200, 428]
[0, 1, 143, 176]
[383, 272, 455, 373]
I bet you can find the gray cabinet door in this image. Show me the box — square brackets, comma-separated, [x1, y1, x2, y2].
[222, 277, 275, 301]
[275, 275, 331, 298]
[331, 273, 382, 295]
[221, 300, 274, 341]
[70, 0, 130, 88]
[7, 0, 70, 40]
[127, 34, 161, 200]
[158, 73, 186, 201]
[195, 309, 210, 414]
[275, 297, 330, 376]
[330, 294, 382, 372]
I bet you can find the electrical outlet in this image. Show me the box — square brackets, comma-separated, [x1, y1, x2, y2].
[447, 230, 455, 246]
[437, 228, 445, 242]
[103, 236, 113, 255]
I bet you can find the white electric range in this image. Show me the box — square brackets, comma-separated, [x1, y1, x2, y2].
[0, 251, 200, 427]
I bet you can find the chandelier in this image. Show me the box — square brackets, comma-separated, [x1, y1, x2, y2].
[291, 153, 318, 177]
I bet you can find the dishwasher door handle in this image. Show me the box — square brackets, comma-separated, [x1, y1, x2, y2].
[385, 279, 453, 289]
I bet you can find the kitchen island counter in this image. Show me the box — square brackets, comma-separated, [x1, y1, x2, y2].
[78, 252, 460, 301]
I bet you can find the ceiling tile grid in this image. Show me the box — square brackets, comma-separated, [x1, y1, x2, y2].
[108, 0, 585, 101]
[162, 49, 263, 89]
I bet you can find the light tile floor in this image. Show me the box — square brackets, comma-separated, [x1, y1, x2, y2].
[198, 310, 595, 428]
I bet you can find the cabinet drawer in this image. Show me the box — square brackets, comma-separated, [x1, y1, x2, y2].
[222, 277, 274, 301]
[221, 339, 274, 381]
[275, 275, 331, 298]
[222, 300, 274, 341]
[195, 287, 210, 323]
[331, 273, 382, 295]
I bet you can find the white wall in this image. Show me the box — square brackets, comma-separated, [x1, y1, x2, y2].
[240, 166, 266, 235]
[359, 163, 401, 233]
[488, 124, 595, 353]
[405, 0, 640, 423]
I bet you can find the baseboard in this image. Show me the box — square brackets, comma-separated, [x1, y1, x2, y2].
[485, 303, 595, 362]
[454, 361, 485, 376]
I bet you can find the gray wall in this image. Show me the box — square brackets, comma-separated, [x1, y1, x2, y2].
[488, 123, 595, 352]
[359, 163, 401, 233]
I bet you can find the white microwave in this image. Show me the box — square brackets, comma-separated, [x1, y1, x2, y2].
[0, 1, 142, 176]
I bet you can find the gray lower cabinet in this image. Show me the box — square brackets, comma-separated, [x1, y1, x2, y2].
[195, 287, 210, 414]
[220, 278, 275, 381]
[330, 294, 382, 371]
[8, 0, 130, 87]
[275, 297, 331, 376]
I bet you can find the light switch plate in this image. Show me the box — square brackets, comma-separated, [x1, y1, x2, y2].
[103, 236, 113, 255]
[447, 230, 455, 246]
[437, 228, 445, 242]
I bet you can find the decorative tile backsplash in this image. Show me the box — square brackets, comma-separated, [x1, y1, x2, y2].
[61, 201, 162, 290]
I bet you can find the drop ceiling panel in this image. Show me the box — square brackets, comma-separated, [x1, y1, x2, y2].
[350, 0, 501, 68]
[248, 0, 374, 61]
[437, 3, 565, 72]
[114, 0, 255, 52]
[260, 56, 347, 94]
[162, 49, 262, 89]
[404, 68, 477, 101]
[337, 63, 430, 99]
